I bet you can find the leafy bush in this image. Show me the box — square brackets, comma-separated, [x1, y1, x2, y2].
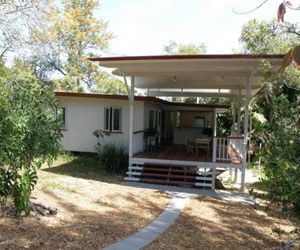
[13, 169, 38, 215]
[97, 143, 128, 174]
[0, 66, 62, 215]
[256, 95, 300, 215]
[0, 168, 15, 208]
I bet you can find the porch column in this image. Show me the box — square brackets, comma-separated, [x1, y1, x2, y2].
[240, 77, 251, 192]
[123, 74, 135, 158]
[234, 90, 241, 183]
[237, 89, 241, 133]
[230, 100, 236, 179]
[129, 76, 135, 157]
[232, 99, 236, 132]
[212, 108, 217, 162]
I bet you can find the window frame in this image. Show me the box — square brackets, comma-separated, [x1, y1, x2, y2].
[193, 115, 205, 128]
[104, 106, 122, 132]
[149, 109, 161, 130]
[56, 106, 66, 129]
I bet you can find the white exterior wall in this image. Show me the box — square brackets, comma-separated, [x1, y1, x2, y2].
[58, 96, 144, 154]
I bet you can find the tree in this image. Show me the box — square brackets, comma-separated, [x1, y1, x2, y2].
[0, 63, 62, 215]
[163, 40, 206, 55]
[29, 0, 113, 92]
[240, 19, 300, 215]
[239, 19, 299, 54]
[0, 1, 48, 59]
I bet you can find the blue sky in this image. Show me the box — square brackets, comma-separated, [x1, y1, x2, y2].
[98, 0, 299, 56]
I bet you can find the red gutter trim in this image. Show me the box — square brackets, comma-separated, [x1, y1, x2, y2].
[87, 54, 284, 62]
[55, 92, 230, 109]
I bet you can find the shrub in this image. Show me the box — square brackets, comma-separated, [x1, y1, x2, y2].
[0, 66, 62, 215]
[97, 143, 128, 173]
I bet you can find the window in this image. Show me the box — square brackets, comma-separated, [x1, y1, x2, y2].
[149, 109, 160, 129]
[104, 107, 122, 132]
[193, 116, 205, 128]
[56, 107, 66, 128]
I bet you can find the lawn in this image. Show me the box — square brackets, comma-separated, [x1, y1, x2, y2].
[0, 155, 170, 250]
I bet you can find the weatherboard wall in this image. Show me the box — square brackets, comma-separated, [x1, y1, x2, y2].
[57, 96, 144, 154]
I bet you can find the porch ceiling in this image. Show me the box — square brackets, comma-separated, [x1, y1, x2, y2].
[90, 54, 283, 97]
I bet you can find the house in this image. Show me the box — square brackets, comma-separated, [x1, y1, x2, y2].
[56, 92, 229, 153]
[58, 54, 283, 192]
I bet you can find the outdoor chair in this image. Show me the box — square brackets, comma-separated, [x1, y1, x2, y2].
[195, 138, 210, 157]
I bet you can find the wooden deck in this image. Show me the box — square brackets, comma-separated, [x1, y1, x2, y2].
[134, 144, 212, 162]
[133, 144, 241, 164]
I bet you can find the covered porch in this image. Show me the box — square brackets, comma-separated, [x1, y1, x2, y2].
[90, 54, 282, 192]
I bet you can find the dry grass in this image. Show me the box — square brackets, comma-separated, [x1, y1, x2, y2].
[145, 196, 299, 250]
[0, 157, 170, 250]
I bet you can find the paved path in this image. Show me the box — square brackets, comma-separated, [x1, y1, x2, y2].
[124, 182, 256, 205]
[101, 181, 256, 250]
[101, 192, 192, 250]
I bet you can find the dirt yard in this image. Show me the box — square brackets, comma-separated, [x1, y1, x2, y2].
[0, 157, 170, 250]
[1, 158, 299, 250]
[144, 196, 300, 250]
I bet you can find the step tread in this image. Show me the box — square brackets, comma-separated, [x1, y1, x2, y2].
[141, 172, 198, 179]
[140, 178, 196, 186]
[144, 163, 198, 169]
[143, 167, 198, 174]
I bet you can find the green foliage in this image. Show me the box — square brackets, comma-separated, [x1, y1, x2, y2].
[217, 112, 233, 136]
[258, 95, 300, 212]
[97, 143, 128, 174]
[239, 19, 299, 54]
[0, 64, 62, 215]
[0, 167, 14, 199]
[240, 19, 300, 215]
[13, 169, 38, 215]
[28, 0, 114, 92]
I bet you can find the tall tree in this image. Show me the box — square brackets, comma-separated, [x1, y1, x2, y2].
[29, 0, 114, 92]
[0, 1, 48, 59]
[239, 19, 299, 54]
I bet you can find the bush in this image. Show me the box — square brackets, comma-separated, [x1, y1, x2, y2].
[0, 66, 62, 215]
[258, 95, 300, 216]
[97, 143, 128, 174]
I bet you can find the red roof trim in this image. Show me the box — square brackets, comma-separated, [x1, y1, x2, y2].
[88, 54, 284, 62]
[55, 92, 230, 109]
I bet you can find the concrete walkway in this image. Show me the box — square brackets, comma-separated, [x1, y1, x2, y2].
[101, 182, 256, 250]
[101, 192, 192, 250]
[124, 182, 256, 205]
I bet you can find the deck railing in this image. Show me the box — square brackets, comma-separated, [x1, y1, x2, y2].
[213, 134, 244, 162]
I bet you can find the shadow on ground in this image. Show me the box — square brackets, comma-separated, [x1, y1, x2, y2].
[0, 187, 169, 250]
[145, 196, 298, 250]
[42, 160, 124, 184]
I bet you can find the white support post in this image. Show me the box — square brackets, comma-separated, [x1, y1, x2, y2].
[240, 77, 251, 192]
[235, 89, 242, 183]
[123, 74, 135, 158]
[129, 76, 135, 158]
[237, 89, 241, 134]
[212, 108, 217, 162]
[230, 99, 236, 180]
[232, 99, 236, 133]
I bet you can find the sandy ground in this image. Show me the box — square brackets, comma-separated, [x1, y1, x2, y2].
[0, 163, 170, 250]
[145, 196, 299, 250]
